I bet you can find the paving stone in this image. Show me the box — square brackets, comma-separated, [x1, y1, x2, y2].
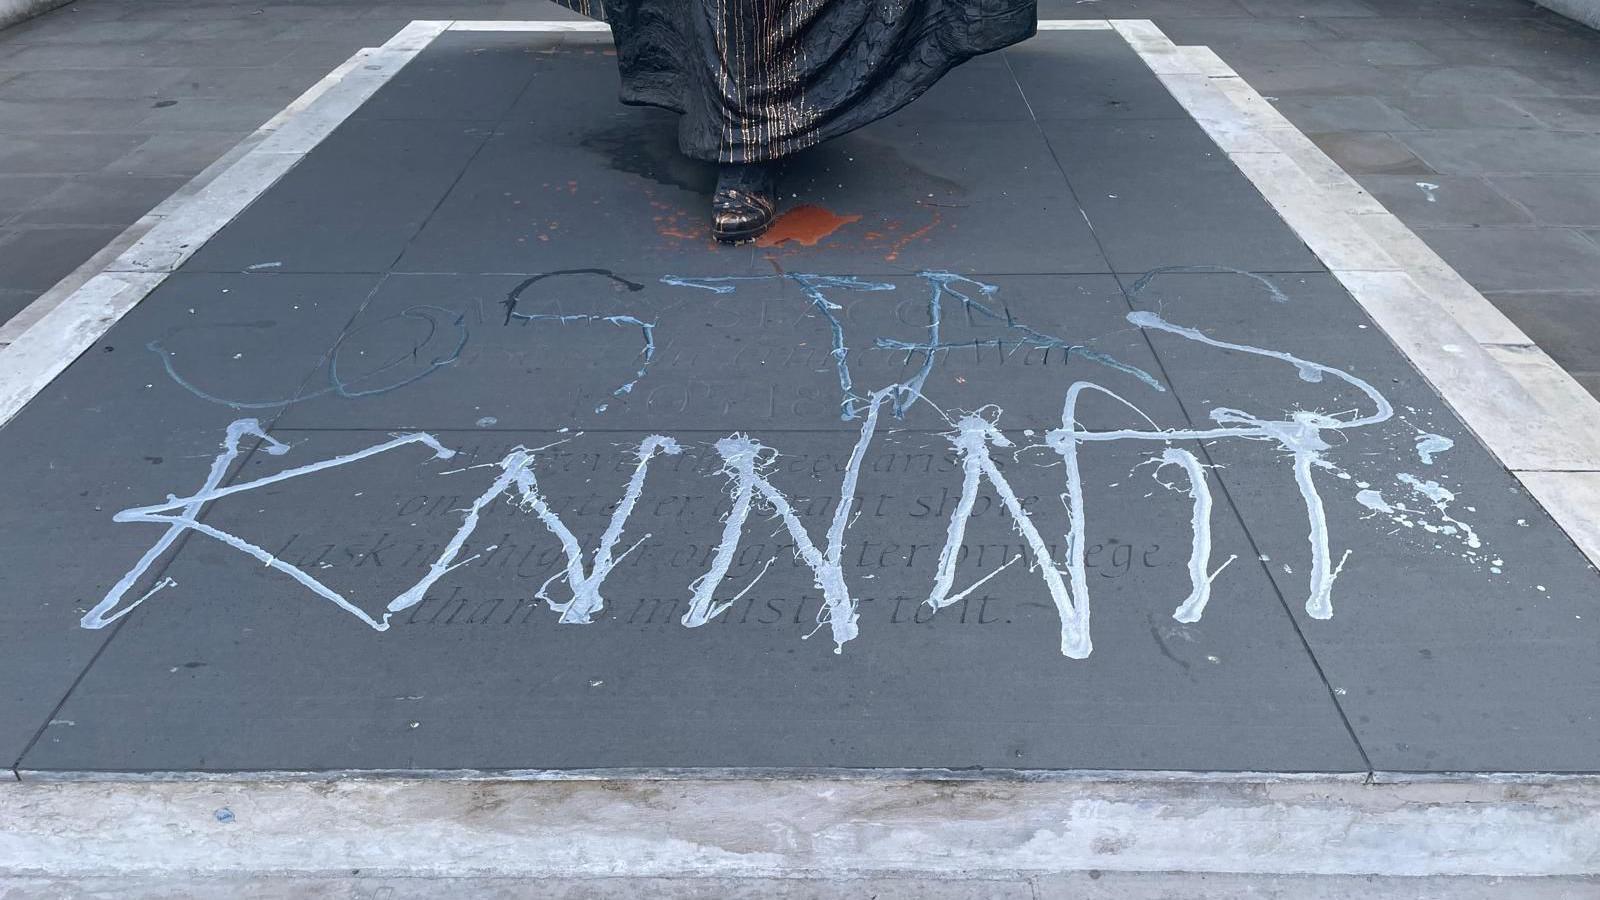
[1313, 39, 1444, 66]
[275, 40, 390, 73]
[1038, 0, 1249, 16]
[1202, 40, 1327, 69]
[102, 131, 247, 177]
[1487, 175, 1600, 227]
[12, 175, 188, 226]
[1309, 132, 1434, 176]
[887, 53, 1032, 124]
[132, 98, 288, 132]
[1401, 65, 1558, 97]
[25, 425, 1367, 772]
[1236, 0, 1377, 16]
[1224, 62, 1393, 96]
[1414, 226, 1600, 291]
[1414, 37, 1600, 68]
[1269, 96, 1420, 132]
[156, 18, 300, 42]
[0, 40, 297, 69]
[1396, 130, 1600, 174]
[0, 133, 150, 175]
[0, 175, 71, 224]
[1122, 270, 1600, 772]
[1007, 31, 1188, 121]
[1043, 118, 1320, 273]
[765, 119, 1107, 275]
[0, 269, 380, 770]
[0, 226, 121, 291]
[0, 67, 193, 101]
[273, 273, 1156, 432]
[353, 32, 567, 123]
[1482, 291, 1600, 375]
[1510, 97, 1600, 133]
[0, 98, 154, 131]
[184, 117, 496, 274]
[1314, 17, 1473, 41]
[0, 288, 39, 325]
[1379, 94, 1546, 130]
[1449, 15, 1598, 41]
[155, 65, 335, 102]
[1357, 174, 1531, 225]
[1151, 17, 1339, 45]
[0, 20, 176, 43]
[1509, 64, 1600, 96]
[268, 18, 416, 44]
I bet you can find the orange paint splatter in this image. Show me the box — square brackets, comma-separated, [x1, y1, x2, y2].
[884, 208, 942, 262]
[756, 205, 861, 248]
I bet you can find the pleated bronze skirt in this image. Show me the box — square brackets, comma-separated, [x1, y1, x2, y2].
[556, 0, 1036, 162]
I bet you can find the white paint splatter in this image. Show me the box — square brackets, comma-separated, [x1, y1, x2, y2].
[1414, 433, 1453, 465]
[1356, 488, 1392, 514]
[1397, 473, 1481, 550]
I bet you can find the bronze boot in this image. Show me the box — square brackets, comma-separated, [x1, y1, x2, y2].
[711, 162, 777, 243]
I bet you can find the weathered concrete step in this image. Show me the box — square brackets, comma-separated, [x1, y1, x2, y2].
[3, 872, 1597, 899]
[3, 776, 1598, 881]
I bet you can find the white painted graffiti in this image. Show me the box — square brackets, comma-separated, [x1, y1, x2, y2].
[89, 271, 1473, 657]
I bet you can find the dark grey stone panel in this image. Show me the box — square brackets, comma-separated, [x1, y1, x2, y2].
[1006, 31, 1190, 122]
[1041, 120, 1321, 273]
[0, 226, 123, 291]
[755, 118, 1108, 275]
[6, 21, 1600, 778]
[884, 53, 1033, 124]
[1121, 270, 1600, 773]
[182, 118, 495, 274]
[351, 31, 561, 123]
[0, 272, 379, 769]
[22, 421, 1363, 773]
[1413, 227, 1600, 292]
[271, 273, 1163, 432]
[1354, 174, 1531, 227]
[392, 110, 757, 277]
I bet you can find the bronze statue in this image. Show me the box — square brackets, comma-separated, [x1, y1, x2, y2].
[556, 0, 1037, 241]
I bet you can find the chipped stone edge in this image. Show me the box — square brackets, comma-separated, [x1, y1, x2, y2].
[1111, 18, 1600, 573]
[0, 20, 454, 430]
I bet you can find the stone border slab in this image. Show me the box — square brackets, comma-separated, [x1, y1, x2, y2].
[2, 777, 1598, 879]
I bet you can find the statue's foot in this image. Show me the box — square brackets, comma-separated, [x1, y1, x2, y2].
[711, 163, 776, 244]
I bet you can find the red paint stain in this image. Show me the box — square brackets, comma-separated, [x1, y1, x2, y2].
[756, 205, 861, 248]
